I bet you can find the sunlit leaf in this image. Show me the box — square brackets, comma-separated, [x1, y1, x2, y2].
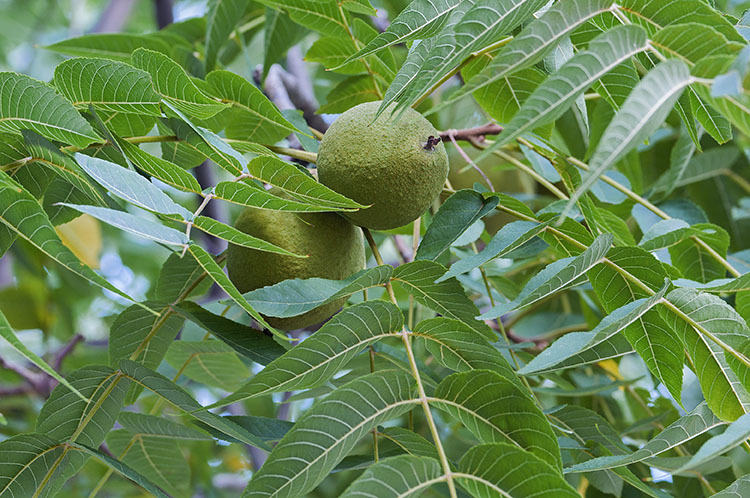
[132, 48, 228, 119]
[204, 0, 246, 72]
[439, 0, 617, 110]
[205, 70, 300, 143]
[588, 247, 683, 402]
[566, 402, 723, 472]
[432, 369, 561, 469]
[416, 189, 498, 261]
[58, 204, 189, 246]
[674, 412, 750, 473]
[413, 317, 520, 388]
[0, 72, 102, 148]
[242, 266, 392, 319]
[393, 260, 495, 340]
[342, 0, 462, 64]
[484, 25, 648, 153]
[712, 474, 750, 497]
[481, 233, 613, 319]
[53, 57, 161, 116]
[113, 135, 202, 194]
[257, 0, 348, 38]
[339, 455, 443, 497]
[162, 113, 246, 175]
[519, 284, 667, 375]
[652, 22, 742, 63]
[384, 0, 549, 116]
[660, 288, 750, 421]
[208, 301, 402, 408]
[319, 75, 381, 113]
[456, 443, 579, 497]
[564, 60, 692, 217]
[439, 220, 546, 282]
[245, 155, 364, 209]
[75, 153, 191, 218]
[186, 244, 279, 337]
[192, 216, 303, 256]
[242, 370, 418, 498]
[263, 7, 307, 80]
[45, 33, 172, 62]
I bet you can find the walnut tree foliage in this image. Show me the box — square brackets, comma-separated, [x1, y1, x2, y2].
[1, 0, 750, 496]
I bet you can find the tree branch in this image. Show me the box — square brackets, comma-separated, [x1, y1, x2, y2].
[282, 47, 329, 133]
[392, 235, 413, 263]
[92, 0, 137, 33]
[257, 65, 309, 161]
[0, 386, 31, 397]
[0, 357, 45, 386]
[439, 123, 503, 143]
[154, 0, 174, 29]
[53, 334, 84, 371]
[0, 334, 83, 398]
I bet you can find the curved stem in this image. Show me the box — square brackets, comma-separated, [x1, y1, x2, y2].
[465, 136, 567, 199]
[491, 147, 568, 200]
[408, 217, 421, 330]
[565, 156, 669, 218]
[446, 131, 494, 191]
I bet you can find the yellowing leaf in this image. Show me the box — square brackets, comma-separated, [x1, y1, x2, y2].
[55, 214, 102, 269]
[597, 359, 622, 380]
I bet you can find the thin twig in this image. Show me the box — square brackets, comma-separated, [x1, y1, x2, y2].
[469, 138, 568, 199]
[445, 130, 494, 191]
[439, 123, 503, 142]
[53, 334, 84, 371]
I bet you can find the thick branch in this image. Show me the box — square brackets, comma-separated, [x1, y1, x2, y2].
[92, 0, 137, 33]
[258, 65, 312, 163]
[0, 386, 31, 397]
[154, 0, 174, 28]
[0, 357, 45, 386]
[282, 47, 329, 133]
